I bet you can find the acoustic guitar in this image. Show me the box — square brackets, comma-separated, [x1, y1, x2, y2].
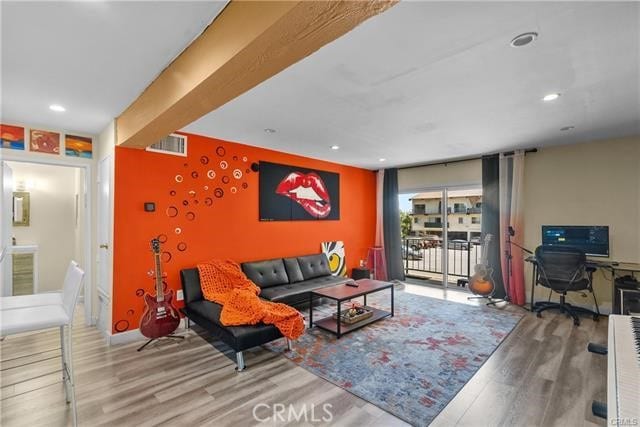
[139, 238, 180, 339]
[468, 234, 496, 297]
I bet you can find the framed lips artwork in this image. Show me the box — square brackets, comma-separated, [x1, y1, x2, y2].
[259, 161, 340, 221]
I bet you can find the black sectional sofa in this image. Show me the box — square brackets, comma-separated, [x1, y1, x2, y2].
[241, 254, 352, 305]
[180, 253, 350, 371]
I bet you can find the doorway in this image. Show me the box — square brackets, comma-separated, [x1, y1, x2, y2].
[399, 186, 483, 290]
[1, 159, 93, 324]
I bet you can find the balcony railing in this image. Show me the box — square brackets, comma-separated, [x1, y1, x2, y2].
[401, 238, 482, 279]
[423, 222, 444, 228]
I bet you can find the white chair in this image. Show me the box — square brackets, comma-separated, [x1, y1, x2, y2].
[0, 261, 85, 426]
[0, 262, 78, 310]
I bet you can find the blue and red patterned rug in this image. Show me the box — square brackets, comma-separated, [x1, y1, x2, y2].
[267, 290, 523, 426]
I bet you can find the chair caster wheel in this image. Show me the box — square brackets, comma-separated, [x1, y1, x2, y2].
[536, 312, 542, 318]
[593, 315, 599, 321]
[573, 319, 580, 326]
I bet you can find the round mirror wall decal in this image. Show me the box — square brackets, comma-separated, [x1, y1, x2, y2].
[220, 161, 228, 170]
[200, 156, 209, 165]
[207, 170, 216, 179]
[177, 242, 187, 252]
[233, 169, 242, 179]
[216, 146, 226, 157]
[214, 188, 224, 198]
[166, 206, 178, 218]
[175, 227, 182, 235]
[175, 175, 183, 183]
[205, 197, 213, 206]
[186, 212, 196, 221]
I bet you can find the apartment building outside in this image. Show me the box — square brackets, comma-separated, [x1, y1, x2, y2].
[408, 189, 482, 242]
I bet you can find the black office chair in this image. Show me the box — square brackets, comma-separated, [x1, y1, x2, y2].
[534, 245, 600, 326]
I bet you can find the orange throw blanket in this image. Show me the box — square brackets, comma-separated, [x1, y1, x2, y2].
[197, 260, 305, 340]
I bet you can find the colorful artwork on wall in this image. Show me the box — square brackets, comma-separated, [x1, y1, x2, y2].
[322, 240, 347, 277]
[65, 134, 92, 158]
[0, 124, 25, 150]
[30, 129, 60, 154]
[259, 161, 340, 221]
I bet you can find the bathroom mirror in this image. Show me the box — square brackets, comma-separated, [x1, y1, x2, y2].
[13, 191, 30, 226]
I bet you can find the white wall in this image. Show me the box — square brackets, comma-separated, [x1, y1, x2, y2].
[9, 161, 84, 292]
[523, 136, 640, 310]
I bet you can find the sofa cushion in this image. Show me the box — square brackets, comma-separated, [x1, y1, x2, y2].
[184, 300, 282, 350]
[241, 259, 289, 288]
[260, 275, 352, 302]
[283, 257, 304, 283]
[297, 254, 331, 280]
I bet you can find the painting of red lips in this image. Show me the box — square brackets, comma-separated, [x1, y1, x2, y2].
[260, 162, 340, 221]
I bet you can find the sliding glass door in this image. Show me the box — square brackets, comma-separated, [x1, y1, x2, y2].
[399, 186, 482, 290]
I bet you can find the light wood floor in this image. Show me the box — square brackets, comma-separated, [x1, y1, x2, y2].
[0, 285, 608, 427]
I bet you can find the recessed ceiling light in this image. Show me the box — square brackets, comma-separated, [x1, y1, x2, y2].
[510, 32, 538, 47]
[330, 145, 340, 150]
[379, 158, 386, 162]
[264, 128, 276, 134]
[49, 104, 66, 112]
[560, 126, 575, 131]
[542, 93, 561, 102]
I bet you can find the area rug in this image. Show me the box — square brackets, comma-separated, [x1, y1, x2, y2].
[266, 291, 523, 426]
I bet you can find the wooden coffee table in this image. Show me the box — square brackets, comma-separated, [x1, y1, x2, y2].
[309, 279, 394, 339]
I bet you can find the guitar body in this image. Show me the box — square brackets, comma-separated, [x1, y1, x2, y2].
[468, 234, 496, 297]
[468, 266, 495, 296]
[139, 287, 180, 339]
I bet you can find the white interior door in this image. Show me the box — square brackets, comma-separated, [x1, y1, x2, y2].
[96, 155, 112, 335]
[1, 162, 14, 296]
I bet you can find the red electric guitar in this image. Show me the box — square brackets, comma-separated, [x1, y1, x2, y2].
[138, 238, 181, 350]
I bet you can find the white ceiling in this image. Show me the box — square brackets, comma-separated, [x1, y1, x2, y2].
[1, 1, 227, 135]
[185, 1, 640, 169]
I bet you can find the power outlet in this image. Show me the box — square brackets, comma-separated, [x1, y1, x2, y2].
[176, 289, 184, 301]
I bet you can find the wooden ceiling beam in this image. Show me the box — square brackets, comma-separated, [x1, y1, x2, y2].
[116, 0, 397, 148]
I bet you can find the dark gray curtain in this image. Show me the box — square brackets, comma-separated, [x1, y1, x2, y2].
[383, 168, 405, 281]
[481, 155, 506, 298]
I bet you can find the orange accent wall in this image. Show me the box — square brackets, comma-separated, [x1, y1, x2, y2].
[112, 132, 376, 333]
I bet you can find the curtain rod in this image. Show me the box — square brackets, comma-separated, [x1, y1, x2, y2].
[398, 148, 537, 171]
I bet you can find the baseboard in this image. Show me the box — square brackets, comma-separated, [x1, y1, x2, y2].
[107, 318, 188, 346]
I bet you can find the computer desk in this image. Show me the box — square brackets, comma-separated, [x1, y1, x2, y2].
[525, 257, 640, 313]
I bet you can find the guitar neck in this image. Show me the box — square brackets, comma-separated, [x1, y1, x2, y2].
[154, 252, 164, 302]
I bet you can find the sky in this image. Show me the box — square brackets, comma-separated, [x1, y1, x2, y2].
[398, 193, 413, 213]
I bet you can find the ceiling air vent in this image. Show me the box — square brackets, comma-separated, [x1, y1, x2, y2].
[146, 133, 187, 157]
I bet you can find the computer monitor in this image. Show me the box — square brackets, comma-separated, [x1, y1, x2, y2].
[541, 225, 609, 257]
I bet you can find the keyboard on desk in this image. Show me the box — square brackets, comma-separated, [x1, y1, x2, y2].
[608, 315, 640, 426]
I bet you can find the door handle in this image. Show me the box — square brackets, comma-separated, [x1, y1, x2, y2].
[99, 244, 109, 250]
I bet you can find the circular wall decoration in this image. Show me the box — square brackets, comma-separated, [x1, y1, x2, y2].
[233, 155, 238, 161]
[242, 182, 248, 189]
[175, 227, 182, 235]
[220, 161, 228, 170]
[191, 171, 199, 179]
[182, 200, 189, 206]
[161, 251, 172, 263]
[222, 176, 230, 184]
[246, 168, 250, 174]
[204, 197, 213, 206]
[157, 234, 168, 243]
[214, 188, 224, 198]
[216, 146, 226, 157]
[230, 187, 237, 194]
[166, 206, 178, 218]
[127, 309, 134, 316]
[204, 185, 209, 191]
[193, 200, 199, 205]
[183, 163, 188, 168]
[200, 156, 209, 165]
[186, 211, 196, 221]
[188, 190, 196, 198]
[233, 169, 243, 179]
[169, 190, 176, 196]
[177, 242, 187, 252]
[175, 175, 183, 183]
[207, 170, 216, 179]
[135, 288, 145, 297]
[114, 320, 130, 333]
[242, 156, 248, 162]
